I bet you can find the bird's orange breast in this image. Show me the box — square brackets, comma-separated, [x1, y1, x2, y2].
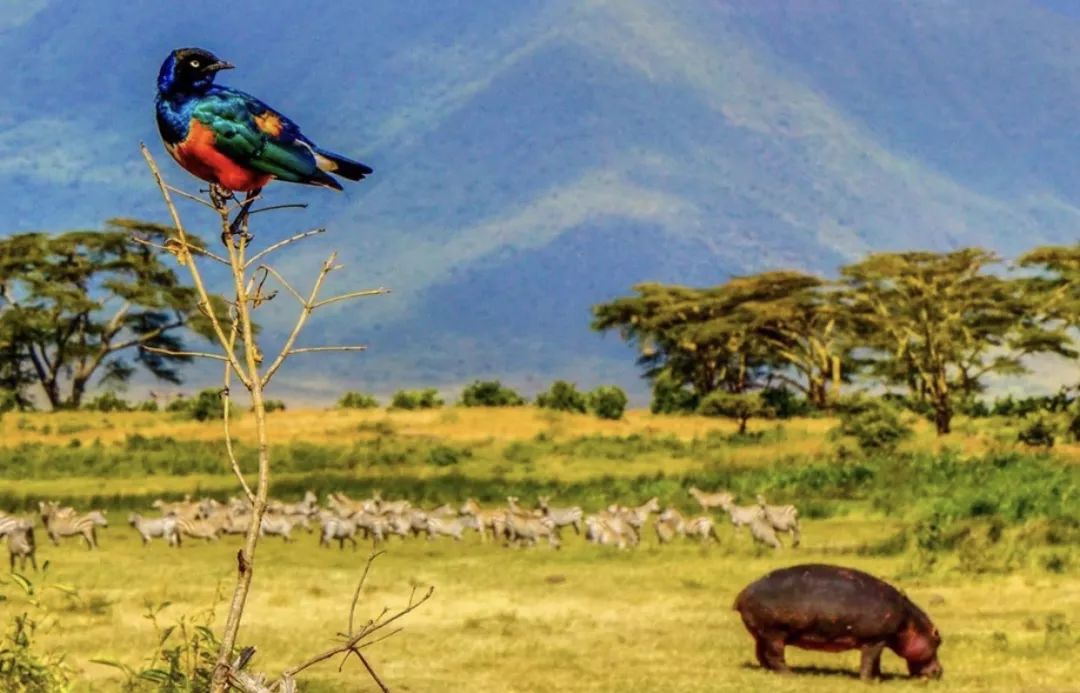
[168, 119, 272, 192]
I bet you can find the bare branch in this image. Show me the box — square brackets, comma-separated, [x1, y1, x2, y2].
[222, 308, 255, 503]
[287, 346, 368, 356]
[131, 235, 231, 266]
[167, 184, 217, 210]
[249, 203, 309, 216]
[139, 144, 252, 388]
[312, 288, 392, 309]
[142, 345, 229, 362]
[260, 253, 337, 388]
[349, 551, 385, 636]
[354, 652, 389, 693]
[258, 265, 306, 306]
[245, 228, 326, 269]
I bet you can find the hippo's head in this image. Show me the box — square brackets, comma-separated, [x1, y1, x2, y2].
[896, 606, 943, 679]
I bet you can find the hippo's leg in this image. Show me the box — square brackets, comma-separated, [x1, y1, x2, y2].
[754, 636, 789, 673]
[859, 642, 885, 681]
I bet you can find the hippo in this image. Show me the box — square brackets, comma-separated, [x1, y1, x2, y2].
[734, 564, 943, 681]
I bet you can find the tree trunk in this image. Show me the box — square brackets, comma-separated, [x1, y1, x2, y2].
[738, 415, 748, 435]
[934, 400, 952, 435]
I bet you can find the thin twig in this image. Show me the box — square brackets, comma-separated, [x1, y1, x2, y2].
[312, 288, 392, 309]
[244, 228, 326, 269]
[167, 184, 218, 209]
[222, 304, 255, 504]
[258, 265, 307, 306]
[249, 203, 309, 216]
[355, 652, 389, 693]
[349, 551, 386, 636]
[142, 345, 229, 362]
[288, 346, 368, 356]
[130, 236, 230, 266]
[260, 253, 337, 387]
[139, 144, 252, 388]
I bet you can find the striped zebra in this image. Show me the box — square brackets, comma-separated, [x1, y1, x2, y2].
[6, 520, 36, 572]
[504, 513, 560, 549]
[40, 506, 108, 549]
[537, 496, 583, 535]
[128, 513, 181, 546]
[585, 515, 633, 549]
[689, 486, 734, 512]
[748, 517, 782, 549]
[657, 507, 718, 544]
[424, 515, 471, 541]
[717, 496, 765, 531]
[152, 496, 201, 521]
[611, 497, 660, 531]
[260, 514, 297, 542]
[319, 513, 359, 550]
[176, 515, 225, 541]
[371, 491, 410, 515]
[756, 495, 801, 547]
[269, 490, 318, 517]
[460, 498, 505, 543]
[506, 496, 543, 518]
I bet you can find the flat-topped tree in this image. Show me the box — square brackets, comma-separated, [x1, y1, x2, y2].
[0, 221, 226, 409]
[839, 249, 1074, 435]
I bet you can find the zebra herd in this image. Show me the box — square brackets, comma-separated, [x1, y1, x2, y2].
[0, 487, 800, 569]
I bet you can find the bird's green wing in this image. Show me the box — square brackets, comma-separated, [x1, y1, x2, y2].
[191, 92, 320, 184]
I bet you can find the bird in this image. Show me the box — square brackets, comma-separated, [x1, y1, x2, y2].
[154, 47, 372, 202]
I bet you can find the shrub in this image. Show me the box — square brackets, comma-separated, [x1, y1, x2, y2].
[698, 391, 773, 434]
[760, 387, 813, 418]
[137, 399, 159, 412]
[390, 388, 443, 410]
[337, 391, 380, 409]
[535, 380, 587, 414]
[169, 389, 226, 422]
[650, 372, 698, 414]
[83, 391, 131, 412]
[1018, 417, 1055, 448]
[588, 386, 628, 420]
[263, 399, 287, 413]
[428, 445, 468, 467]
[460, 380, 525, 407]
[834, 400, 913, 453]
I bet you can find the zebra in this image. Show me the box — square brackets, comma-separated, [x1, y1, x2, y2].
[41, 507, 108, 549]
[717, 496, 765, 531]
[460, 498, 505, 543]
[688, 486, 734, 512]
[128, 513, 181, 546]
[585, 515, 632, 549]
[176, 516, 223, 542]
[319, 514, 359, 550]
[382, 512, 413, 539]
[609, 497, 660, 531]
[748, 517, 782, 550]
[259, 514, 297, 542]
[269, 490, 318, 517]
[327, 491, 378, 518]
[756, 494, 801, 547]
[423, 515, 471, 541]
[6, 520, 36, 572]
[371, 491, 410, 516]
[537, 496, 583, 535]
[504, 513, 560, 549]
[427, 503, 458, 518]
[506, 496, 543, 518]
[657, 507, 719, 544]
[152, 496, 201, 521]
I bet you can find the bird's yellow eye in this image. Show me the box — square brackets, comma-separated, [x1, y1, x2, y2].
[190, 59, 201, 68]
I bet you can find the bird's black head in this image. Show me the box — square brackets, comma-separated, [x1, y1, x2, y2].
[157, 47, 234, 95]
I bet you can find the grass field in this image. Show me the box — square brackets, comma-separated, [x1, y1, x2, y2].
[0, 407, 1077, 691]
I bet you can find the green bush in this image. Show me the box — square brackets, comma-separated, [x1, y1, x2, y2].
[535, 380, 587, 414]
[168, 389, 226, 422]
[390, 388, 443, 410]
[1018, 417, 1055, 448]
[834, 400, 913, 453]
[761, 387, 813, 418]
[588, 385, 628, 420]
[698, 391, 772, 434]
[460, 380, 525, 407]
[337, 391, 380, 409]
[649, 372, 698, 414]
[83, 391, 131, 412]
[262, 399, 287, 413]
[137, 399, 159, 412]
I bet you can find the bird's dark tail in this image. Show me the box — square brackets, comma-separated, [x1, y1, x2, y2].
[313, 147, 373, 182]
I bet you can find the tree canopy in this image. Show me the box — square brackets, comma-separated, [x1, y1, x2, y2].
[0, 219, 225, 409]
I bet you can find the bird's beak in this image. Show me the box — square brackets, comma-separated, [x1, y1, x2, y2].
[207, 60, 235, 72]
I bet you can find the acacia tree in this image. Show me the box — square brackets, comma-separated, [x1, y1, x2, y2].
[0, 221, 225, 409]
[839, 249, 1073, 434]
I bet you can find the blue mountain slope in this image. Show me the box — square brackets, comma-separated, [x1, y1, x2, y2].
[1, 0, 1078, 399]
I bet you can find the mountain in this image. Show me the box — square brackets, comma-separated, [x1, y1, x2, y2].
[1, 0, 1078, 402]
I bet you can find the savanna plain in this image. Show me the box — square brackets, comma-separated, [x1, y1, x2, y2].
[0, 407, 1077, 692]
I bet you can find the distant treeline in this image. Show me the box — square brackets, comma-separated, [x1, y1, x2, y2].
[592, 245, 1080, 435]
